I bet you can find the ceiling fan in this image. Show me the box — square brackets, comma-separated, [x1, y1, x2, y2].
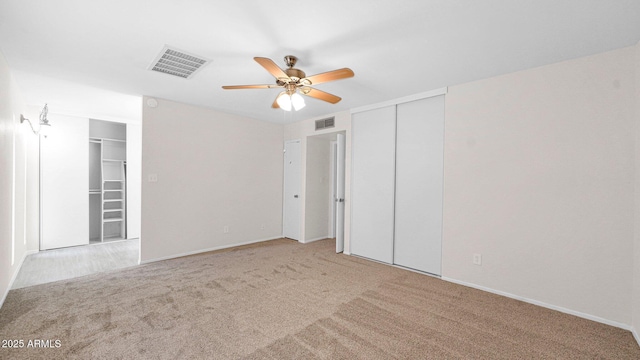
[222, 55, 354, 111]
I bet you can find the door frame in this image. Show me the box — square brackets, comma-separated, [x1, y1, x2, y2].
[299, 131, 346, 249]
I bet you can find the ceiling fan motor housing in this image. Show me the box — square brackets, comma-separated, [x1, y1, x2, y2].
[285, 68, 306, 82]
[283, 55, 305, 82]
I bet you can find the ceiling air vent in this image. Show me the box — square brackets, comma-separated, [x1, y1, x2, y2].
[315, 117, 335, 131]
[149, 45, 210, 79]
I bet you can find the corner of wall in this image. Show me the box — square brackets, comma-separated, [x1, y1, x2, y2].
[0, 49, 35, 309]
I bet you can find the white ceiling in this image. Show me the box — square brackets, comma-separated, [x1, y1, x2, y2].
[1, 0, 639, 124]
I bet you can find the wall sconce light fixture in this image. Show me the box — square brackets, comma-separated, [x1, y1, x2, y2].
[20, 104, 51, 137]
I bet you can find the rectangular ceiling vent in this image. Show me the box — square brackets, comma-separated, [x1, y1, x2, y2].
[148, 45, 210, 79]
[315, 117, 335, 131]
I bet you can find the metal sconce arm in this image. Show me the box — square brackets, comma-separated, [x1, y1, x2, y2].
[20, 114, 39, 134]
[19, 104, 50, 136]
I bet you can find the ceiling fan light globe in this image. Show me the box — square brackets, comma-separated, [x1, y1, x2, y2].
[291, 93, 306, 111]
[276, 92, 292, 111]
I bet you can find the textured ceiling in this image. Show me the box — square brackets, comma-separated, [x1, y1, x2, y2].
[1, 0, 639, 123]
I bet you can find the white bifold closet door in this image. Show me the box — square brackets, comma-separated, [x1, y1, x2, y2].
[350, 106, 396, 263]
[393, 96, 445, 275]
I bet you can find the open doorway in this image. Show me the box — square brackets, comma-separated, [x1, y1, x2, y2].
[305, 131, 346, 252]
[24, 114, 141, 288]
[40, 117, 141, 249]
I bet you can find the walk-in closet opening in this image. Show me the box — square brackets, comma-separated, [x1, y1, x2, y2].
[89, 120, 128, 243]
[38, 114, 141, 272]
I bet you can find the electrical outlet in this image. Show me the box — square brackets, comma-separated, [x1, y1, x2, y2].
[473, 254, 482, 266]
[223, 226, 229, 233]
[148, 174, 158, 182]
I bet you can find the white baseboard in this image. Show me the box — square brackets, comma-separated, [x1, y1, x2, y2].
[442, 277, 631, 331]
[140, 236, 283, 264]
[0, 249, 38, 309]
[633, 326, 640, 348]
[302, 236, 330, 244]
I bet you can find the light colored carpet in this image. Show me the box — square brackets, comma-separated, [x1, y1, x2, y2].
[0, 238, 638, 359]
[12, 239, 139, 289]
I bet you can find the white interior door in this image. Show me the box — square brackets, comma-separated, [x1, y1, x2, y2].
[335, 133, 346, 253]
[283, 140, 301, 240]
[329, 141, 337, 239]
[350, 106, 396, 263]
[41, 115, 89, 250]
[394, 96, 445, 275]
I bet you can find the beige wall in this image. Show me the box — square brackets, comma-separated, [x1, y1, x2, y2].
[140, 97, 284, 262]
[284, 110, 352, 248]
[443, 46, 636, 325]
[0, 51, 38, 307]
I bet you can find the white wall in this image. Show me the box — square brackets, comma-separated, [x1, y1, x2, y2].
[304, 136, 331, 241]
[633, 41, 640, 343]
[284, 111, 352, 248]
[140, 97, 284, 262]
[443, 46, 636, 326]
[90, 119, 126, 140]
[0, 51, 38, 308]
[126, 123, 142, 239]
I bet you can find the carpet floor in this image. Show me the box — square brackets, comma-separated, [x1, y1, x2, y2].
[1, 238, 638, 359]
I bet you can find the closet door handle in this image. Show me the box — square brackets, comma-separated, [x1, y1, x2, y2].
[294, 195, 299, 198]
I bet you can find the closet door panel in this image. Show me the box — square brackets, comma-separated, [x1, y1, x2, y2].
[394, 96, 445, 275]
[41, 115, 89, 249]
[350, 106, 396, 263]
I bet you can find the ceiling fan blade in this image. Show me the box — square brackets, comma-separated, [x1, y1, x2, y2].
[222, 84, 281, 89]
[301, 88, 342, 104]
[254, 57, 290, 81]
[302, 68, 354, 86]
[271, 95, 280, 109]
